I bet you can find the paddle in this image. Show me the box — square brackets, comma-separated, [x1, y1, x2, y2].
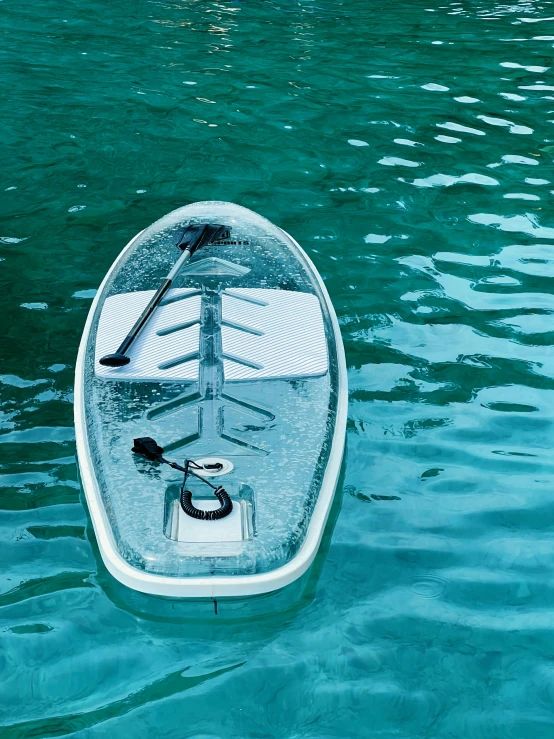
[99, 222, 229, 367]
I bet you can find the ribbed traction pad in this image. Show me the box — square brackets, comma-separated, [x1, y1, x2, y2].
[95, 287, 328, 382]
[95, 288, 201, 381]
[221, 288, 328, 380]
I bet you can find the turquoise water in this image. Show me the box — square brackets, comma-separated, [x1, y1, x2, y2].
[2, 0, 554, 734]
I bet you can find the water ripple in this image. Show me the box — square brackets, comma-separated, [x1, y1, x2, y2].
[2, 0, 554, 735]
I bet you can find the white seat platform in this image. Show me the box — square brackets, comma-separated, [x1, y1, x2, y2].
[95, 287, 328, 382]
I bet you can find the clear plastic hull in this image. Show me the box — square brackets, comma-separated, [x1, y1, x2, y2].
[81, 202, 340, 580]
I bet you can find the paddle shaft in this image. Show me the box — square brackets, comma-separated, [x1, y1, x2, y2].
[99, 247, 192, 366]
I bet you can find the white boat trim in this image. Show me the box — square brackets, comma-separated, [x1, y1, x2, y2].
[74, 224, 348, 598]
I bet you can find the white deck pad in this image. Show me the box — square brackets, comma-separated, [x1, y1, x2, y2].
[95, 288, 201, 381]
[95, 287, 328, 382]
[221, 288, 328, 381]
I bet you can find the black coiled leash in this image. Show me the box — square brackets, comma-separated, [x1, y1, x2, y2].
[132, 437, 233, 521]
[180, 460, 233, 521]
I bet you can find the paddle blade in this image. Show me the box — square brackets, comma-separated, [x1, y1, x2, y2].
[176, 223, 230, 255]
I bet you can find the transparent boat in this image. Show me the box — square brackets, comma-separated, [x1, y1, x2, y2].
[75, 202, 347, 597]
